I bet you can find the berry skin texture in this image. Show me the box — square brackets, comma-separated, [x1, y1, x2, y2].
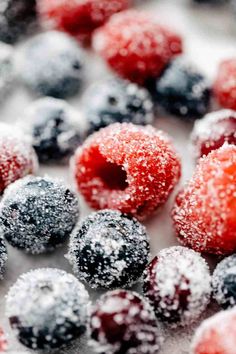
[153, 58, 211, 119]
[21, 97, 83, 163]
[37, 0, 130, 43]
[6, 268, 90, 350]
[20, 31, 85, 99]
[0, 176, 79, 254]
[93, 10, 183, 84]
[214, 59, 236, 110]
[172, 144, 236, 255]
[192, 307, 236, 354]
[83, 78, 154, 134]
[212, 254, 236, 309]
[89, 290, 163, 354]
[0, 123, 38, 194]
[72, 123, 181, 220]
[191, 110, 236, 160]
[67, 209, 150, 289]
[143, 246, 211, 326]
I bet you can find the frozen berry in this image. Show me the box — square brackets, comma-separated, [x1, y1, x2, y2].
[6, 268, 90, 350]
[0, 328, 7, 352]
[37, 0, 130, 44]
[152, 58, 210, 119]
[143, 246, 211, 326]
[192, 307, 236, 354]
[0, 0, 36, 44]
[212, 254, 236, 309]
[0, 123, 37, 194]
[89, 290, 162, 354]
[83, 78, 154, 134]
[21, 97, 83, 163]
[0, 176, 79, 254]
[67, 209, 150, 289]
[19, 31, 84, 98]
[72, 123, 181, 219]
[0, 237, 7, 280]
[172, 144, 236, 255]
[0, 43, 14, 100]
[93, 10, 183, 84]
[214, 58, 236, 110]
[191, 109, 236, 159]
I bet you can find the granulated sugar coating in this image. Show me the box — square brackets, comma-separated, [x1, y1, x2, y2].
[37, 0, 130, 43]
[72, 123, 181, 219]
[82, 78, 154, 134]
[0, 176, 79, 254]
[21, 97, 83, 163]
[191, 109, 236, 159]
[214, 58, 236, 110]
[6, 268, 90, 350]
[0, 236, 7, 280]
[143, 246, 211, 327]
[172, 144, 236, 255]
[93, 10, 183, 83]
[0, 123, 38, 194]
[212, 254, 236, 309]
[88, 290, 163, 354]
[0, 42, 14, 100]
[19, 31, 85, 98]
[67, 209, 150, 289]
[191, 307, 236, 354]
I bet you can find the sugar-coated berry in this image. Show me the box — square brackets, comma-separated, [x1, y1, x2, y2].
[0, 123, 38, 194]
[93, 10, 183, 84]
[67, 209, 150, 289]
[83, 78, 154, 134]
[20, 31, 84, 98]
[214, 59, 236, 110]
[0, 43, 14, 100]
[89, 290, 163, 354]
[143, 246, 211, 326]
[0, 328, 7, 352]
[172, 144, 236, 255]
[212, 254, 236, 309]
[191, 109, 236, 160]
[0, 0, 36, 44]
[192, 307, 236, 354]
[21, 97, 83, 163]
[0, 236, 7, 280]
[153, 58, 210, 119]
[6, 268, 90, 350]
[0, 176, 79, 254]
[37, 0, 130, 43]
[72, 123, 181, 220]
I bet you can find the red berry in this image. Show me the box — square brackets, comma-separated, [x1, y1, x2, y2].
[192, 308, 236, 354]
[89, 290, 163, 354]
[214, 59, 236, 110]
[191, 109, 236, 159]
[93, 10, 183, 83]
[172, 144, 236, 255]
[0, 328, 7, 352]
[0, 123, 38, 194]
[143, 246, 211, 326]
[72, 123, 181, 220]
[37, 0, 130, 43]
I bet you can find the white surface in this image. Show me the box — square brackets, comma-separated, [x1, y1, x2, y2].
[0, 0, 235, 353]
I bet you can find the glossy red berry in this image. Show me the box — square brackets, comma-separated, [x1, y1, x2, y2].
[93, 10, 183, 83]
[72, 123, 181, 220]
[172, 144, 236, 255]
[214, 59, 236, 110]
[191, 109, 236, 159]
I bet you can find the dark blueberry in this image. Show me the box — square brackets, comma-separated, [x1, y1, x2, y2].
[152, 58, 211, 120]
[0, 0, 36, 44]
[0, 236, 7, 279]
[20, 31, 84, 99]
[89, 290, 162, 354]
[83, 78, 154, 134]
[0, 176, 79, 254]
[23, 97, 83, 163]
[6, 268, 90, 350]
[192, 0, 227, 4]
[143, 246, 211, 326]
[67, 209, 150, 289]
[212, 254, 236, 309]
